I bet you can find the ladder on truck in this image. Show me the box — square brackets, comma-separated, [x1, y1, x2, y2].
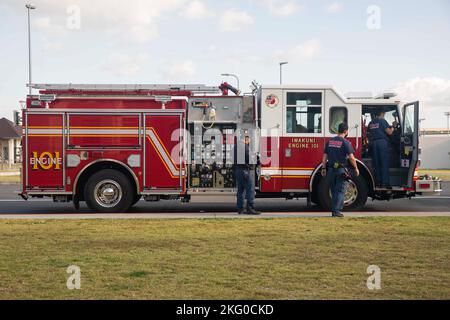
[28, 83, 222, 95]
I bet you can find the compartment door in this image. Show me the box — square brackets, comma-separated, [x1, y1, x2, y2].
[400, 101, 419, 187]
[67, 114, 140, 149]
[144, 113, 184, 191]
[26, 113, 64, 189]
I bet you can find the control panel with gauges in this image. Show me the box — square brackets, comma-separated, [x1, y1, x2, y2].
[187, 96, 254, 191]
[188, 123, 236, 189]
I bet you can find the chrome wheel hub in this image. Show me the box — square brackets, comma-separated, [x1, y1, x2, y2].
[94, 180, 122, 208]
[344, 180, 358, 206]
[328, 180, 359, 207]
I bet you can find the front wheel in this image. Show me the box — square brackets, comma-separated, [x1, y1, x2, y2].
[317, 174, 368, 211]
[84, 169, 134, 213]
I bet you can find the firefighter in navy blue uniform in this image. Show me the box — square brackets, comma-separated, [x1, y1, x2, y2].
[234, 135, 260, 215]
[321, 123, 360, 218]
[369, 109, 395, 188]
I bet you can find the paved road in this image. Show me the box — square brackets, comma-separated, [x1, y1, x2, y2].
[0, 183, 448, 218]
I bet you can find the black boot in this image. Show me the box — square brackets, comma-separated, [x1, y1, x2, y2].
[246, 207, 261, 215]
[332, 212, 344, 218]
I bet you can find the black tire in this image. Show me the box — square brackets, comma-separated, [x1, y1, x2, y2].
[311, 192, 319, 205]
[84, 169, 134, 213]
[131, 195, 142, 207]
[317, 174, 368, 212]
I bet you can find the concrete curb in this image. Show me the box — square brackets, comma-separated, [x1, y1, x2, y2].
[1, 212, 450, 220]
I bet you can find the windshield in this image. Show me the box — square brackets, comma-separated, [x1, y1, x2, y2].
[384, 108, 399, 125]
[362, 105, 399, 125]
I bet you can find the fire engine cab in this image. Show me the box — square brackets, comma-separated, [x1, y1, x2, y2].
[20, 82, 434, 213]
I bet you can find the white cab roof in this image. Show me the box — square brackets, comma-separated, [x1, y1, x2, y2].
[260, 84, 400, 105]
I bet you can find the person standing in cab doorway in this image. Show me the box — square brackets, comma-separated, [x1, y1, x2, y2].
[321, 123, 360, 218]
[234, 135, 260, 215]
[369, 109, 395, 189]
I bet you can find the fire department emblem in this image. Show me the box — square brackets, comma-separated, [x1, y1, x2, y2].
[265, 94, 279, 108]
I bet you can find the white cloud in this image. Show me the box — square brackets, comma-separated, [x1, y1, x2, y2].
[219, 9, 254, 32]
[35, 17, 52, 30]
[325, 2, 343, 13]
[393, 77, 450, 128]
[128, 24, 159, 44]
[79, 0, 186, 43]
[181, 1, 214, 19]
[4, 0, 186, 43]
[32, 17, 67, 52]
[101, 53, 150, 76]
[263, 0, 300, 16]
[33, 16, 68, 36]
[42, 38, 64, 53]
[273, 39, 321, 62]
[164, 60, 196, 79]
[394, 77, 450, 111]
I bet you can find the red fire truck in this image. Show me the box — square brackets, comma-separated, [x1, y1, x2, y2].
[20, 82, 437, 213]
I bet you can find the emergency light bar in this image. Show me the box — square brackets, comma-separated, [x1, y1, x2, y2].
[375, 92, 397, 99]
[28, 83, 221, 95]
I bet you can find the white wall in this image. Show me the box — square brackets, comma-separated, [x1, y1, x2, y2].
[0, 138, 20, 168]
[8, 139, 14, 164]
[419, 135, 450, 169]
[0, 139, 7, 161]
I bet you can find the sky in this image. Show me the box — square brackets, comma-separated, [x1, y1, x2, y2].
[0, 0, 449, 128]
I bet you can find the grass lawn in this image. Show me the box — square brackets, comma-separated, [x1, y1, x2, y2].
[0, 217, 449, 300]
[419, 170, 450, 181]
[0, 165, 20, 184]
[0, 175, 20, 184]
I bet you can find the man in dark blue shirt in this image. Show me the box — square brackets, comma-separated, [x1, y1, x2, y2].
[234, 135, 260, 215]
[321, 123, 359, 218]
[368, 109, 395, 188]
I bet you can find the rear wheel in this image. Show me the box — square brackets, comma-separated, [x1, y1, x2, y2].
[311, 192, 319, 205]
[84, 169, 134, 213]
[317, 174, 368, 211]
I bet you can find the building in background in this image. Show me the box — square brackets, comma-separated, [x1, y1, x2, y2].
[0, 117, 22, 168]
[419, 129, 450, 169]
[421, 128, 450, 136]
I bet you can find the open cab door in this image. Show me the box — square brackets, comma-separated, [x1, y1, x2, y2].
[400, 101, 419, 188]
